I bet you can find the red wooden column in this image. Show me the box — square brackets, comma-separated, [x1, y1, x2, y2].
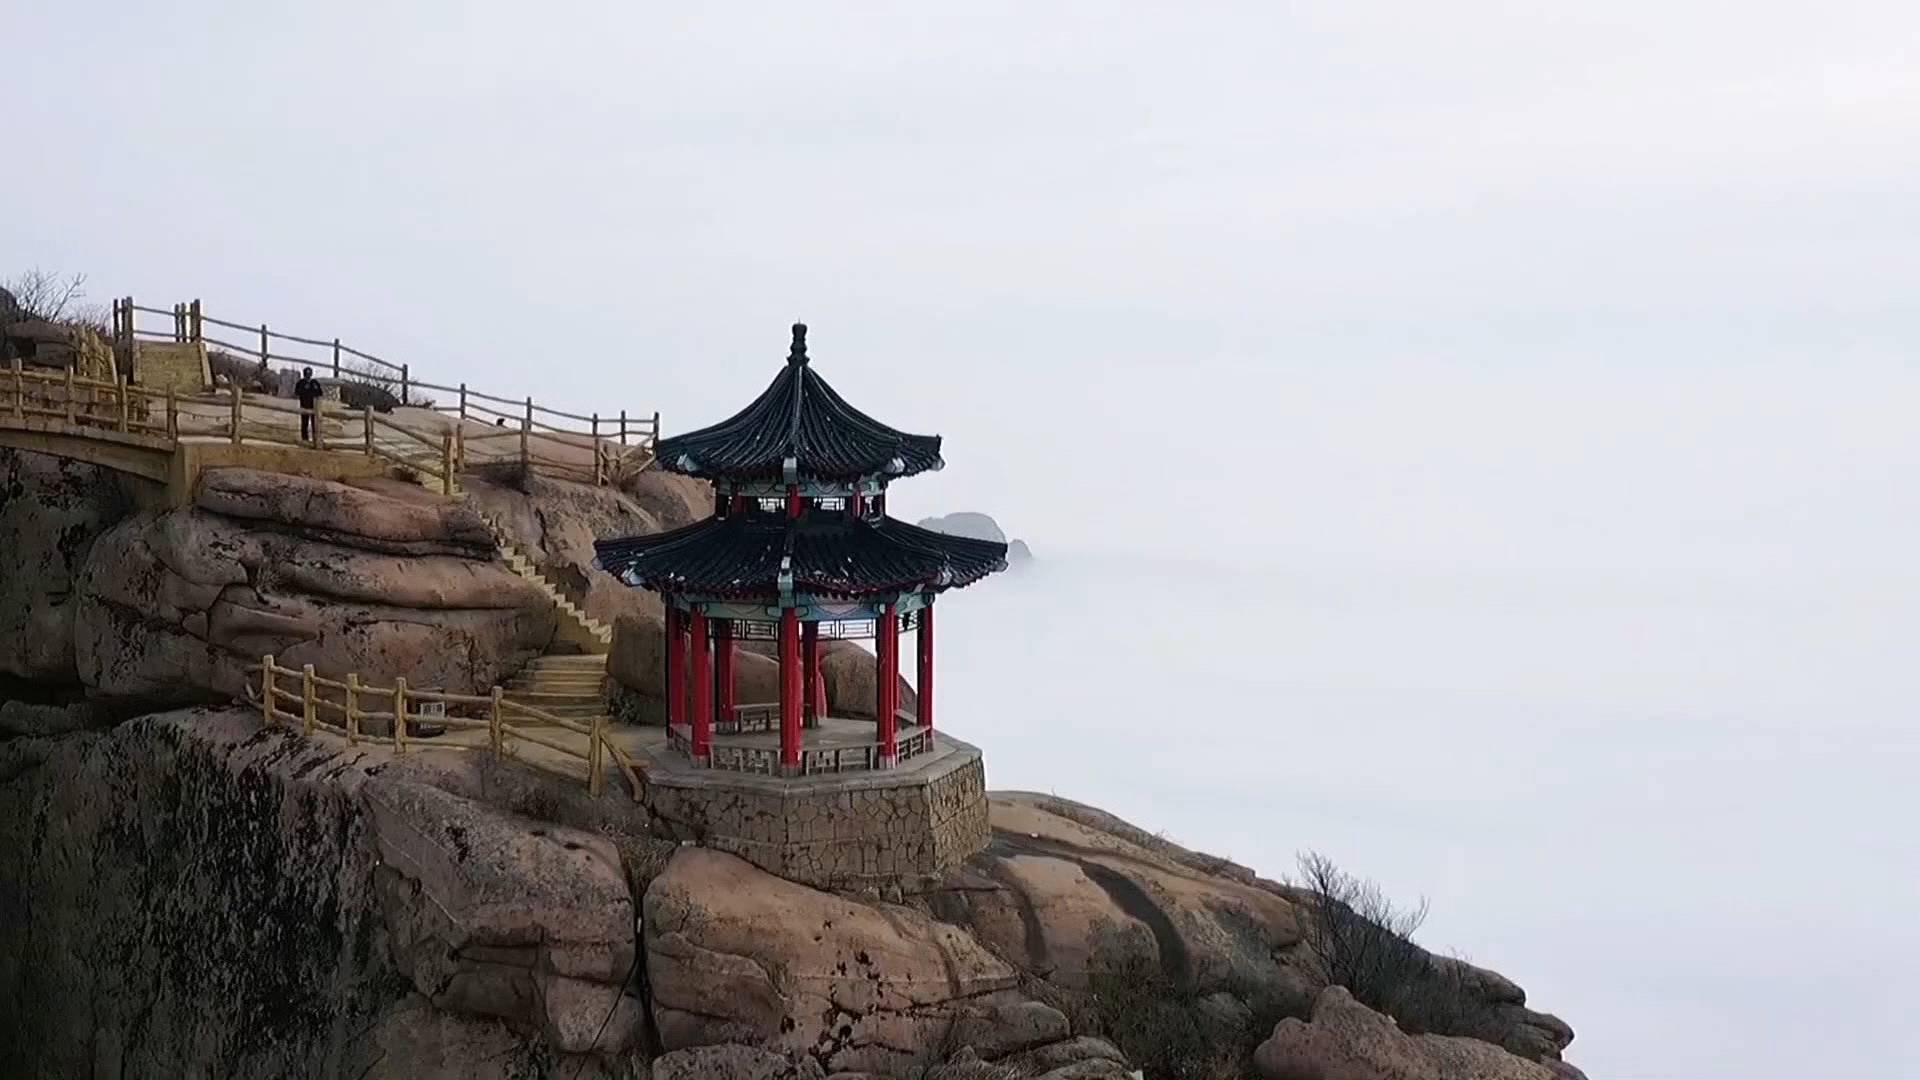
[714, 618, 735, 729]
[877, 603, 899, 766]
[665, 606, 685, 732]
[779, 607, 802, 772]
[917, 602, 934, 737]
[802, 621, 822, 727]
[689, 610, 712, 762]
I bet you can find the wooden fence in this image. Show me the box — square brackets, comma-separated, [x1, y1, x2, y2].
[5, 358, 178, 439]
[111, 297, 660, 487]
[5, 359, 463, 494]
[256, 655, 645, 800]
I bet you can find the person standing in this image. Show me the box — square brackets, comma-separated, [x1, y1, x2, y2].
[294, 367, 324, 444]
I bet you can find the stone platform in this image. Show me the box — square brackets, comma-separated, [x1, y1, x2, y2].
[625, 719, 989, 888]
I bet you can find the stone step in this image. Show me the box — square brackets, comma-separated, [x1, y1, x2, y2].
[523, 654, 604, 665]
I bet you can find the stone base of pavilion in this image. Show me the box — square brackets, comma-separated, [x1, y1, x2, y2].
[624, 719, 988, 888]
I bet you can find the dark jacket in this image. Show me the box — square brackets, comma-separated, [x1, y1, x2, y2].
[293, 377, 324, 406]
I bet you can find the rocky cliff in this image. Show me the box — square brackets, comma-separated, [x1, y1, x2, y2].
[0, 705, 1579, 1079]
[0, 447, 1583, 1079]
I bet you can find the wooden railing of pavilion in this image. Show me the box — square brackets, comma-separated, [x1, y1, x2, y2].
[255, 655, 645, 800]
[670, 709, 935, 776]
[111, 297, 660, 487]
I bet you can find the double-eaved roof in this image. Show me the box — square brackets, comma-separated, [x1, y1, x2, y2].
[595, 514, 1008, 600]
[654, 324, 944, 483]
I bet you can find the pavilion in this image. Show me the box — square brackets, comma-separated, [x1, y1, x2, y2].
[595, 324, 1006, 776]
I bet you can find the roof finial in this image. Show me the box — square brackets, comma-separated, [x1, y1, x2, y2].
[788, 323, 809, 366]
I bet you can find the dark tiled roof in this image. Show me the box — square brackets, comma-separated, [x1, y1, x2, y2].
[654, 324, 944, 482]
[594, 513, 1008, 600]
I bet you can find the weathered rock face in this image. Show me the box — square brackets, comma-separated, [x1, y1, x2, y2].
[643, 847, 1039, 1074]
[71, 468, 556, 703]
[0, 709, 642, 1078]
[924, 793, 1319, 1016]
[369, 776, 645, 1053]
[464, 469, 707, 631]
[1254, 986, 1558, 1080]
[0, 448, 135, 683]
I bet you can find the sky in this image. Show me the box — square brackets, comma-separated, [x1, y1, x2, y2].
[6, 3, 1918, 1076]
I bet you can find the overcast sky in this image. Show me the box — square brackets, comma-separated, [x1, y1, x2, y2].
[6, 4, 1918, 1078]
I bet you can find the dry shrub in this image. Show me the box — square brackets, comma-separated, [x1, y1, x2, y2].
[1294, 851, 1499, 1038]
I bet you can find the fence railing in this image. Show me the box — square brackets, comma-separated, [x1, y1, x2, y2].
[256, 654, 644, 800]
[5, 359, 178, 439]
[5, 360, 464, 494]
[666, 711, 936, 776]
[109, 297, 661, 487]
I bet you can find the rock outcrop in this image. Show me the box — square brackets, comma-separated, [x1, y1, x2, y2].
[1254, 986, 1557, 1080]
[646, 847, 1066, 1075]
[73, 468, 556, 703]
[0, 449, 135, 683]
[918, 511, 1032, 565]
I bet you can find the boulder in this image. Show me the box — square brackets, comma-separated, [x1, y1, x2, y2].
[195, 467, 495, 555]
[643, 848, 1039, 1075]
[1253, 986, 1555, 1080]
[368, 777, 643, 1053]
[944, 1000, 1072, 1060]
[348, 993, 640, 1079]
[652, 1044, 826, 1080]
[818, 639, 918, 720]
[0, 449, 136, 683]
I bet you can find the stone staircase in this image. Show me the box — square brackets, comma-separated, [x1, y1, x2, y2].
[480, 515, 613, 655]
[502, 653, 609, 722]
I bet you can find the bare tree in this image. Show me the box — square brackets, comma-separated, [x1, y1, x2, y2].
[5, 269, 90, 323]
[1294, 851, 1488, 1036]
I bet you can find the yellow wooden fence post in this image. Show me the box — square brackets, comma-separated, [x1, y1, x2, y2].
[441, 433, 454, 496]
[229, 382, 242, 445]
[331, 337, 341, 378]
[259, 323, 269, 368]
[489, 686, 503, 755]
[302, 663, 317, 735]
[394, 677, 408, 753]
[618, 408, 627, 446]
[458, 383, 467, 422]
[455, 423, 465, 472]
[589, 714, 605, 796]
[261, 654, 276, 727]
[190, 299, 203, 342]
[520, 397, 532, 472]
[346, 673, 361, 746]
